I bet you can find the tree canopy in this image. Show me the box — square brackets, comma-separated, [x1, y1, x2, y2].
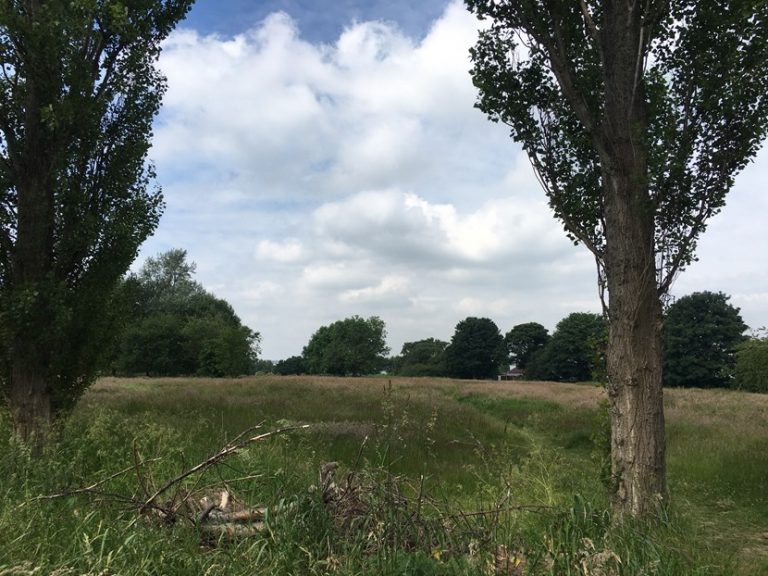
[0, 0, 194, 442]
[395, 338, 448, 377]
[504, 322, 550, 370]
[527, 313, 606, 383]
[110, 249, 260, 377]
[734, 335, 768, 393]
[303, 316, 389, 376]
[274, 356, 308, 376]
[663, 291, 747, 389]
[445, 317, 504, 380]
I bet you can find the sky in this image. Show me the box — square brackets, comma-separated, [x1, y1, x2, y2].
[140, 0, 768, 360]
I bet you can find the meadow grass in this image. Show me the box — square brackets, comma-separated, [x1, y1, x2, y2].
[0, 376, 765, 575]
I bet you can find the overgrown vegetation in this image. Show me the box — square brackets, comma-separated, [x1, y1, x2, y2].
[303, 316, 389, 376]
[1, 376, 765, 575]
[734, 336, 768, 393]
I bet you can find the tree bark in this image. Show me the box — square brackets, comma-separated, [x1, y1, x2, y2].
[599, 0, 667, 518]
[603, 176, 667, 517]
[9, 358, 52, 446]
[8, 0, 57, 445]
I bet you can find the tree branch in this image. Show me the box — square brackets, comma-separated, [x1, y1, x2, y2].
[141, 425, 309, 512]
[579, 0, 603, 65]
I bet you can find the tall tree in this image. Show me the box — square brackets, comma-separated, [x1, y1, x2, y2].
[445, 317, 504, 379]
[0, 0, 194, 443]
[504, 322, 550, 370]
[467, 0, 768, 517]
[397, 338, 448, 377]
[663, 291, 747, 389]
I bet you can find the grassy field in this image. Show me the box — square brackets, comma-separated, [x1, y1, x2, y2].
[1, 376, 767, 575]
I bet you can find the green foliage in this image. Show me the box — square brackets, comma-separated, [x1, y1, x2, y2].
[590, 400, 612, 490]
[253, 359, 276, 374]
[302, 316, 389, 376]
[274, 355, 308, 376]
[526, 313, 606, 382]
[466, 0, 768, 292]
[0, 0, 194, 416]
[466, 0, 768, 514]
[110, 249, 260, 377]
[444, 317, 504, 379]
[504, 322, 550, 370]
[663, 291, 747, 389]
[396, 338, 448, 377]
[734, 337, 768, 393]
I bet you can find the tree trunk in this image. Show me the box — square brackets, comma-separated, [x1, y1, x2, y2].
[9, 357, 52, 446]
[603, 198, 667, 516]
[601, 135, 667, 517]
[599, 1, 667, 518]
[8, 1, 58, 446]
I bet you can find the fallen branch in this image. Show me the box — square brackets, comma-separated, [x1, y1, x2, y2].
[141, 424, 309, 512]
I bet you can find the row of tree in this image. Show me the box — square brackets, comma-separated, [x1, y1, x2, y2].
[99, 263, 765, 392]
[266, 291, 766, 392]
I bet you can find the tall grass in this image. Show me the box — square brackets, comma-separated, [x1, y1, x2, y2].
[0, 376, 765, 575]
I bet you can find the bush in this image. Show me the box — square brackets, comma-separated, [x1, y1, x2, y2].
[734, 339, 768, 393]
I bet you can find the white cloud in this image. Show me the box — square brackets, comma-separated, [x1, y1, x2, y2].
[313, 189, 568, 265]
[300, 262, 372, 290]
[340, 275, 410, 303]
[140, 0, 767, 359]
[241, 281, 282, 300]
[153, 1, 507, 202]
[255, 239, 305, 263]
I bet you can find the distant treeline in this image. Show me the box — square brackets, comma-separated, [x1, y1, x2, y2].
[105, 253, 766, 392]
[263, 292, 766, 392]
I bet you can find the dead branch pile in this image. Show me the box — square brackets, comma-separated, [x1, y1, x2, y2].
[23, 424, 306, 543]
[25, 422, 549, 574]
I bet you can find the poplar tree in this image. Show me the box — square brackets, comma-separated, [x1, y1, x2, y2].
[467, 0, 768, 517]
[0, 0, 194, 444]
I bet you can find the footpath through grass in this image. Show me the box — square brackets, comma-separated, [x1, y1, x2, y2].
[0, 376, 766, 575]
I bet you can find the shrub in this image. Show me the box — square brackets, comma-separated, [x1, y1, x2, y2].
[734, 339, 768, 393]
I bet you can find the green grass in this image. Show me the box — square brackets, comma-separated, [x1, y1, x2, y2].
[0, 376, 766, 575]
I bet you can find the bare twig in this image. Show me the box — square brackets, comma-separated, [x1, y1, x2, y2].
[140, 425, 309, 512]
[21, 457, 161, 507]
[132, 439, 153, 501]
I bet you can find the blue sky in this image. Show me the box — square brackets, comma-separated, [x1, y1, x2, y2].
[182, 0, 448, 42]
[140, 0, 768, 360]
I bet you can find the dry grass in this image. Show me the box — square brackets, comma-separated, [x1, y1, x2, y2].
[90, 375, 768, 436]
[453, 379, 606, 409]
[664, 386, 768, 439]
